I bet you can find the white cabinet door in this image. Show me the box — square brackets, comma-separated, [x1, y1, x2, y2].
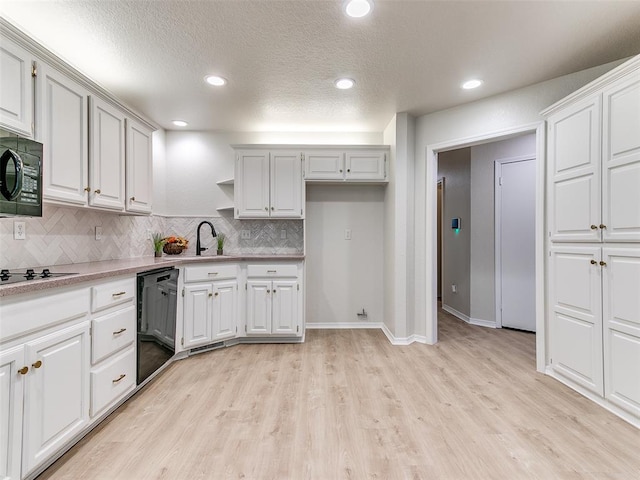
[547, 96, 602, 242]
[23, 322, 90, 476]
[183, 284, 213, 349]
[602, 71, 640, 242]
[246, 280, 271, 335]
[38, 62, 90, 206]
[345, 150, 386, 181]
[304, 150, 344, 180]
[235, 150, 270, 218]
[212, 280, 237, 341]
[549, 246, 603, 395]
[89, 96, 126, 210]
[125, 118, 153, 214]
[0, 35, 34, 137]
[602, 248, 640, 417]
[272, 280, 299, 335]
[270, 151, 303, 218]
[0, 347, 26, 480]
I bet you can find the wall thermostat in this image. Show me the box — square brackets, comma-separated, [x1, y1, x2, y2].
[451, 218, 461, 229]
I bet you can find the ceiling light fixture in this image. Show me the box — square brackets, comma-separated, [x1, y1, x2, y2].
[204, 75, 227, 86]
[462, 79, 483, 90]
[335, 78, 355, 89]
[344, 0, 374, 18]
[172, 120, 188, 127]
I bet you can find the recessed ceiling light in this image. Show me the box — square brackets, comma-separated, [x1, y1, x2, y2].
[172, 120, 188, 127]
[344, 0, 373, 18]
[335, 78, 355, 89]
[204, 75, 227, 86]
[462, 79, 483, 90]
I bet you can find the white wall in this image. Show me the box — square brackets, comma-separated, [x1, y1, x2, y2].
[305, 185, 385, 326]
[382, 113, 415, 340]
[163, 131, 382, 216]
[412, 59, 624, 338]
[469, 133, 536, 324]
[438, 148, 471, 318]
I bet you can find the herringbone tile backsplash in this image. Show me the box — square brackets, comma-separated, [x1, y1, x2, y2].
[1, 205, 303, 269]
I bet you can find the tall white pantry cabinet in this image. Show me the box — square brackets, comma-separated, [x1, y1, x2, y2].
[544, 55, 640, 424]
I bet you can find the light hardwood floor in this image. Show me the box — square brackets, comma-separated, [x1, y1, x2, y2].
[38, 311, 640, 480]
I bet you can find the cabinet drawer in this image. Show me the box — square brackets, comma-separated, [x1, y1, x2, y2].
[90, 346, 136, 417]
[91, 277, 135, 313]
[91, 305, 136, 364]
[246, 264, 298, 278]
[184, 264, 237, 282]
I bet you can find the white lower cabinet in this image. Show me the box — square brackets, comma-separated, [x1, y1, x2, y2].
[0, 276, 138, 479]
[182, 264, 239, 349]
[22, 322, 90, 476]
[245, 264, 302, 337]
[0, 347, 26, 480]
[602, 248, 640, 418]
[90, 347, 135, 418]
[89, 277, 136, 417]
[550, 246, 640, 419]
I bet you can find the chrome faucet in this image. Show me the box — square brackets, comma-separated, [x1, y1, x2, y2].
[196, 221, 217, 256]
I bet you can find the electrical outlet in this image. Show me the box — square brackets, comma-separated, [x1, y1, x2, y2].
[345, 229, 352, 240]
[95, 226, 103, 240]
[241, 230, 251, 240]
[280, 229, 287, 239]
[14, 221, 26, 240]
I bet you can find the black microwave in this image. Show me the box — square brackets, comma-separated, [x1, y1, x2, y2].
[0, 128, 42, 217]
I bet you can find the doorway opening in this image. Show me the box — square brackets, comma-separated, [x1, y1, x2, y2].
[426, 122, 546, 370]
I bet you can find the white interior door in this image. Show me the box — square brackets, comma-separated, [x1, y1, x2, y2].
[496, 158, 536, 331]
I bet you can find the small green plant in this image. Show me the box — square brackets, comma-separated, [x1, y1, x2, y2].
[151, 232, 165, 253]
[216, 232, 226, 250]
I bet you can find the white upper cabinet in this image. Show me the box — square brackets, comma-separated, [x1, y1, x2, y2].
[602, 71, 640, 242]
[547, 65, 640, 243]
[547, 96, 602, 242]
[235, 150, 270, 218]
[0, 34, 35, 137]
[304, 150, 345, 180]
[270, 151, 303, 218]
[38, 62, 90, 206]
[89, 96, 126, 211]
[304, 147, 388, 182]
[235, 149, 303, 219]
[345, 150, 386, 181]
[125, 118, 153, 214]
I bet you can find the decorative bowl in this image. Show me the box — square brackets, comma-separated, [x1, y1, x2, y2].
[163, 243, 185, 255]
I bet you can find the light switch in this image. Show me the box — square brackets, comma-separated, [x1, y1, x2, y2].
[241, 230, 251, 240]
[280, 229, 287, 239]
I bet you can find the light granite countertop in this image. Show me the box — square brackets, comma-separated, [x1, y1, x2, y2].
[0, 254, 305, 298]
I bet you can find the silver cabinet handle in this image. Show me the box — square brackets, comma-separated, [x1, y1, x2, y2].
[112, 374, 126, 384]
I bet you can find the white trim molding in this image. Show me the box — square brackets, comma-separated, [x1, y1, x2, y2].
[424, 122, 547, 372]
[305, 322, 383, 329]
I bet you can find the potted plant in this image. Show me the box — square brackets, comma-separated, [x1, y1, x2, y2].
[216, 232, 226, 255]
[152, 233, 165, 257]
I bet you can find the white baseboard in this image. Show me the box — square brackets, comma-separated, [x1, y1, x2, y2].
[442, 305, 497, 329]
[470, 317, 497, 328]
[307, 323, 430, 346]
[442, 304, 470, 323]
[306, 322, 383, 329]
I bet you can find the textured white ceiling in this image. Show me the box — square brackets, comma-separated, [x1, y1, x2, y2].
[2, 1, 640, 133]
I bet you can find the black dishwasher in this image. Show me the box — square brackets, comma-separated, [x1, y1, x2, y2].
[137, 267, 179, 384]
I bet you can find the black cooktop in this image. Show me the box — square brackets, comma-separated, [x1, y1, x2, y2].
[0, 268, 76, 285]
